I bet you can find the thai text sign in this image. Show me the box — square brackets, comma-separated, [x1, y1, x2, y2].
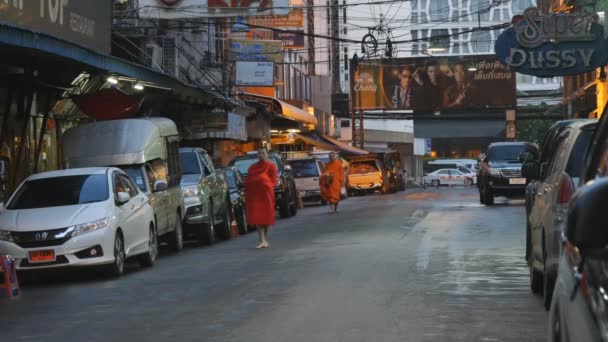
[495, 7, 608, 77]
[248, 9, 304, 28]
[273, 30, 305, 48]
[139, 0, 289, 18]
[230, 39, 283, 63]
[0, 0, 111, 54]
[352, 55, 515, 114]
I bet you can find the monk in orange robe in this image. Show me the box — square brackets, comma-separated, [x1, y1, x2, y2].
[320, 152, 345, 213]
[245, 149, 278, 248]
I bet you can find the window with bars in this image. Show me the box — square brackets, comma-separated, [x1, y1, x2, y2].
[412, 0, 429, 24]
[430, 0, 449, 22]
[449, 0, 471, 22]
[411, 30, 428, 55]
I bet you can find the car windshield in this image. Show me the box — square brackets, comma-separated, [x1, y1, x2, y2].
[290, 160, 319, 178]
[350, 161, 379, 174]
[8, 175, 109, 210]
[234, 158, 280, 175]
[225, 170, 237, 189]
[180, 152, 201, 175]
[566, 129, 593, 179]
[120, 166, 146, 191]
[488, 145, 535, 162]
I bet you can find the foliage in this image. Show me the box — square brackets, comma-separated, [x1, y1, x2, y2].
[517, 118, 559, 145]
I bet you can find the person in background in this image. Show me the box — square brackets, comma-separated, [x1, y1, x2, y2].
[245, 149, 278, 249]
[392, 66, 416, 109]
[320, 152, 345, 213]
[443, 62, 470, 109]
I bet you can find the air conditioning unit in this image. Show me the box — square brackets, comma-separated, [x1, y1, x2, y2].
[145, 43, 163, 71]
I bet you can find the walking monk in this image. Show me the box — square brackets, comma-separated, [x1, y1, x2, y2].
[245, 149, 278, 248]
[321, 152, 345, 213]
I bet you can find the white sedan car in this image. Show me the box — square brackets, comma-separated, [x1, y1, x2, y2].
[0, 167, 157, 277]
[424, 168, 477, 187]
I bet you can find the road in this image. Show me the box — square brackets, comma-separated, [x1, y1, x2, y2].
[1, 188, 547, 342]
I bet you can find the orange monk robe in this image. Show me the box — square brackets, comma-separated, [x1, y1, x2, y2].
[321, 160, 344, 204]
[245, 160, 278, 225]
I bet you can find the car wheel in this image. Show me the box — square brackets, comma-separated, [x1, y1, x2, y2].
[201, 201, 216, 245]
[139, 224, 158, 268]
[431, 180, 440, 188]
[289, 188, 298, 217]
[530, 266, 543, 294]
[236, 206, 248, 235]
[484, 187, 494, 206]
[107, 232, 125, 277]
[279, 194, 290, 218]
[466, 178, 474, 186]
[169, 213, 183, 253]
[218, 200, 232, 240]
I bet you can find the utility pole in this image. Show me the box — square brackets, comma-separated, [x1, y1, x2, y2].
[330, 0, 340, 94]
[307, 0, 316, 75]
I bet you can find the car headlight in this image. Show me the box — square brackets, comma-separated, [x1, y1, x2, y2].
[0, 230, 13, 242]
[181, 185, 199, 197]
[490, 168, 501, 176]
[72, 218, 110, 237]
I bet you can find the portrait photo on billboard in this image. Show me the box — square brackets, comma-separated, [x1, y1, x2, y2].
[354, 55, 516, 115]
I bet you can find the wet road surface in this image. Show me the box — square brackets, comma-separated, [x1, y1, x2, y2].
[1, 188, 547, 341]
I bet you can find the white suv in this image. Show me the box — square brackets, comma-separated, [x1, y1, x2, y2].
[0, 167, 157, 277]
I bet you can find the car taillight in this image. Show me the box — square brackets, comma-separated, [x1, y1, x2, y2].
[557, 173, 575, 205]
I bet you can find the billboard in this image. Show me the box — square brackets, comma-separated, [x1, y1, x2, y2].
[248, 9, 304, 28]
[0, 0, 111, 54]
[230, 39, 283, 63]
[352, 56, 516, 114]
[235, 61, 275, 86]
[139, 0, 289, 18]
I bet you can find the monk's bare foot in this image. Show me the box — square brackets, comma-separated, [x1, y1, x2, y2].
[256, 243, 265, 249]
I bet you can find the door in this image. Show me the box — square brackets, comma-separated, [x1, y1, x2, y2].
[149, 160, 171, 235]
[530, 131, 569, 268]
[200, 152, 220, 217]
[117, 174, 149, 255]
[112, 173, 139, 256]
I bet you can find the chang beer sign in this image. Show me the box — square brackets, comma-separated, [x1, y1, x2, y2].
[495, 7, 608, 77]
[353, 66, 385, 110]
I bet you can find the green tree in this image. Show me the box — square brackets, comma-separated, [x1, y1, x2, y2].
[517, 118, 558, 145]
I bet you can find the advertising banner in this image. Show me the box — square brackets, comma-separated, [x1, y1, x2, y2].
[230, 39, 283, 63]
[139, 0, 289, 18]
[352, 55, 516, 114]
[273, 30, 305, 48]
[248, 9, 304, 28]
[235, 61, 275, 86]
[495, 7, 608, 77]
[0, 0, 111, 54]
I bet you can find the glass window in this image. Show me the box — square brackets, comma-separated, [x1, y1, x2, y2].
[200, 153, 213, 176]
[471, 30, 491, 53]
[429, 0, 449, 22]
[8, 175, 109, 209]
[233, 158, 279, 176]
[180, 152, 201, 175]
[438, 170, 450, 175]
[150, 159, 168, 183]
[565, 130, 592, 179]
[145, 164, 156, 191]
[488, 145, 538, 161]
[430, 29, 450, 51]
[121, 166, 147, 191]
[119, 174, 139, 198]
[226, 170, 237, 189]
[289, 160, 320, 178]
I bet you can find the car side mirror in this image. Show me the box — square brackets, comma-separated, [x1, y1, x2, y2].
[284, 165, 293, 172]
[567, 178, 608, 256]
[521, 162, 540, 180]
[154, 180, 168, 192]
[116, 192, 130, 205]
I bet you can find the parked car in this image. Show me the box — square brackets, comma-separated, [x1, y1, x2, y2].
[523, 120, 576, 265]
[62, 118, 185, 252]
[549, 106, 608, 341]
[521, 120, 596, 310]
[425, 160, 469, 174]
[223, 166, 248, 235]
[424, 168, 476, 187]
[179, 148, 231, 245]
[229, 151, 298, 218]
[308, 151, 350, 198]
[0, 167, 157, 276]
[477, 142, 539, 205]
[347, 154, 397, 195]
[548, 177, 608, 342]
[288, 157, 325, 204]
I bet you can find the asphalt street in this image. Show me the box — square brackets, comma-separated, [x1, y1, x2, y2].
[1, 187, 547, 342]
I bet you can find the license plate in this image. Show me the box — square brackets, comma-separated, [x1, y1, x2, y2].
[28, 250, 56, 263]
[509, 178, 526, 185]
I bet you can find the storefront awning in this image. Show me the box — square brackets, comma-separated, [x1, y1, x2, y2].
[239, 93, 318, 126]
[294, 132, 369, 156]
[0, 22, 226, 106]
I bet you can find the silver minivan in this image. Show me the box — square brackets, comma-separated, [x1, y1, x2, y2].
[62, 118, 186, 252]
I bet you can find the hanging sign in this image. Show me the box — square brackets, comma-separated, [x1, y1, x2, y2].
[495, 7, 608, 77]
